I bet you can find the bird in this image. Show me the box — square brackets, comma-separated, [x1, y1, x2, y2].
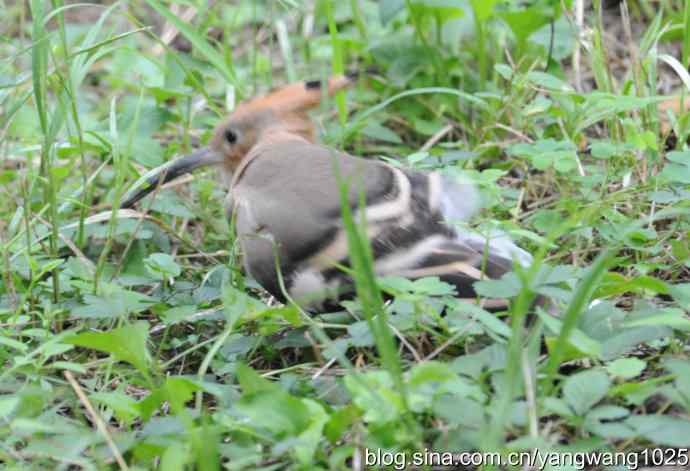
[122, 74, 534, 311]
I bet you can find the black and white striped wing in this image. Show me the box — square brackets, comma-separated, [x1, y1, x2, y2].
[231, 141, 531, 310]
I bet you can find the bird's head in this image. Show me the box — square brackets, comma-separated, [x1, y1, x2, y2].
[122, 74, 353, 208]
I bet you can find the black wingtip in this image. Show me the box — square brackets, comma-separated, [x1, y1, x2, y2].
[346, 66, 379, 80]
[302, 67, 379, 91]
[345, 69, 359, 80]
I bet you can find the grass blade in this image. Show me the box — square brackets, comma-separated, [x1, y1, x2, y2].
[542, 250, 612, 393]
[325, 0, 347, 125]
[146, 0, 238, 89]
[331, 153, 410, 417]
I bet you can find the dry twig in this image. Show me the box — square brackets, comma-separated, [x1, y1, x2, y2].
[64, 371, 130, 471]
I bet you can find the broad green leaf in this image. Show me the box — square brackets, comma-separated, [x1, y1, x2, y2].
[379, 275, 456, 297]
[138, 377, 201, 421]
[165, 377, 201, 412]
[563, 369, 610, 415]
[407, 361, 456, 387]
[235, 362, 277, 395]
[91, 391, 141, 424]
[671, 239, 690, 262]
[589, 140, 632, 159]
[543, 397, 573, 417]
[501, 3, 553, 48]
[539, 312, 602, 359]
[660, 162, 690, 184]
[602, 325, 671, 361]
[470, 0, 497, 21]
[344, 371, 403, 423]
[0, 336, 28, 353]
[409, 0, 464, 26]
[596, 274, 670, 298]
[627, 415, 690, 447]
[0, 396, 20, 419]
[473, 272, 522, 298]
[623, 308, 690, 331]
[669, 283, 690, 305]
[529, 16, 575, 60]
[347, 321, 375, 347]
[407, 361, 475, 412]
[508, 139, 578, 173]
[587, 405, 630, 422]
[526, 71, 574, 93]
[160, 444, 190, 471]
[293, 399, 329, 464]
[235, 389, 311, 435]
[65, 256, 95, 280]
[585, 405, 635, 439]
[65, 321, 151, 376]
[361, 121, 403, 144]
[324, 405, 359, 443]
[543, 336, 590, 363]
[433, 396, 486, 428]
[533, 264, 579, 286]
[494, 63, 513, 80]
[144, 252, 182, 280]
[607, 358, 646, 380]
[149, 191, 195, 218]
[667, 150, 690, 164]
[544, 251, 612, 383]
[380, 0, 406, 24]
[664, 358, 690, 402]
[450, 301, 512, 339]
[223, 284, 268, 324]
[72, 285, 155, 319]
[578, 94, 669, 131]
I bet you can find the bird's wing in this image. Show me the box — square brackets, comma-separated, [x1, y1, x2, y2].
[230, 140, 522, 309]
[230, 141, 397, 287]
[390, 238, 515, 309]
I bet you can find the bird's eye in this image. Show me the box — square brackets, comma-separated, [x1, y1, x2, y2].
[224, 128, 238, 144]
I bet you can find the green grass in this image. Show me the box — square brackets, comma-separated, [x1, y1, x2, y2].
[2, 0, 690, 469]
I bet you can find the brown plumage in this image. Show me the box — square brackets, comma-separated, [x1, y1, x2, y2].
[122, 75, 533, 311]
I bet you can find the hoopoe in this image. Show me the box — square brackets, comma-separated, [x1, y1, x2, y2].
[122, 75, 533, 310]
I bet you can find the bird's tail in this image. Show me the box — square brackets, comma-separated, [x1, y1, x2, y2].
[437, 173, 533, 268]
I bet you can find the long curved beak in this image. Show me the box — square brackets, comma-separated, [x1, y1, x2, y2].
[121, 147, 223, 208]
